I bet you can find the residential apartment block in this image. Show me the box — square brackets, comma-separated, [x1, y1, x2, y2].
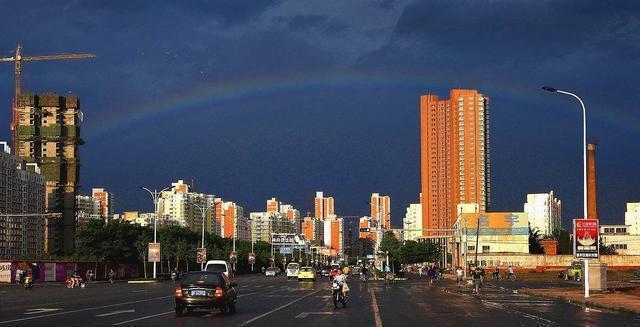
[420, 89, 491, 236]
[76, 194, 101, 224]
[625, 202, 640, 235]
[302, 217, 324, 242]
[324, 216, 344, 254]
[402, 203, 423, 241]
[0, 142, 46, 259]
[314, 192, 334, 220]
[523, 191, 561, 237]
[92, 188, 114, 222]
[249, 212, 295, 243]
[371, 193, 390, 230]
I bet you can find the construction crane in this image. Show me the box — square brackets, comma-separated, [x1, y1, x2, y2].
[0, 44, 95, 144]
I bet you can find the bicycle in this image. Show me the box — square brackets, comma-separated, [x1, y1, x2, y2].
[507, 273, 516, 281]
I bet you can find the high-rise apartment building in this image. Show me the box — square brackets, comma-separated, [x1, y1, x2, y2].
[420, 89, 491, 236]
[91, 188, 114, 222]
[370, 193, 390, 230]
[158, 180, 217, 233]
[266, 198, 280, 213]
[314, 192, 334, 220]
[0, 142, 46, 259]
[75, 195, 101, 224]
[403, 203, 423, 241]
[249, 212, 294, 243]
[15, 93, 83, 254]
[523, 191, 562, 237]
[323, 216, 344, 254]
[302, 217, 324, 242]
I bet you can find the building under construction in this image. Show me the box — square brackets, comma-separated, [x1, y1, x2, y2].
[15, 92, 82, 255]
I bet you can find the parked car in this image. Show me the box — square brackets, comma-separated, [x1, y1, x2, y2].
[174, 271, 237, 316]
[204, 260, 233, 280]
[298, 267, 316, 281]
[265, 267, 279, 277]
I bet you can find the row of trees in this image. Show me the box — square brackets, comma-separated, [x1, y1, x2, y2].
[378, 231, 443, 271]
[72, 220, 289, 278]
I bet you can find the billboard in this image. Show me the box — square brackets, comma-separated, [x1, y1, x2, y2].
[0, 262, 11, 283]
[196, 248, 207, 264]
[248, 252, 256, 265]
[148, 243, 161, 262]
[574, 219, 599, 259]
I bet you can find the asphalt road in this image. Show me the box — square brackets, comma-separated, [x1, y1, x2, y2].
[1, 274, 639, 326]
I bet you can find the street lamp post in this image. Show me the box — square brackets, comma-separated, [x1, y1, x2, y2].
[542, 86, 589, 298]
[141, 186, 171, 279]
[191, 200, 215, 271]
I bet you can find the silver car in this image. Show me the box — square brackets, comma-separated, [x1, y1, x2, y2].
[265, 267, 278, 277]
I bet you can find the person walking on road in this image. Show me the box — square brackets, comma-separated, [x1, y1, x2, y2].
[507, 266, 515, 280]
[456, 266, 463, 286]
[472, 268, 482, 294]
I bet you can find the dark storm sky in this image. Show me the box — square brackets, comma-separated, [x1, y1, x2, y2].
[1, 0, 638, 228]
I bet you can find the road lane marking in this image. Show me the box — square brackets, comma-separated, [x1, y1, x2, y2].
[24, 308, 62, 315]
[132, 290, 146, 293]
[295, 312, 335, 318]
[240, 290, 322, 326]
[0, 296, 172, 324]
[370, 289, 383, 327]
[96, 309, 135, 317]
[112, 311, 173, 326]
[110, 292, 256, 326]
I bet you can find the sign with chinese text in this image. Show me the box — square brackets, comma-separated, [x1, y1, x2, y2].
[574, 219, 599, 259]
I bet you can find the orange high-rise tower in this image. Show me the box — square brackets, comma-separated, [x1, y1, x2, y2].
[420, 89, 491, 236]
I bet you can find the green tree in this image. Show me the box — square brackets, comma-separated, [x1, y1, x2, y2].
[552, 229, 573, 254]
[529, 227, 544, 254]
[398, 240, 442, 264]
[599, 237, 617, 255]
[135, 233, 151, 278]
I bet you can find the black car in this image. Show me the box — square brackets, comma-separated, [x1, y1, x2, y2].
[174, 271, 238, 315]
[320, 266, 332, 277]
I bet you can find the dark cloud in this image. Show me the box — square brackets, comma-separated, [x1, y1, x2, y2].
[369, 0, 398, 10]
[282, 14, 329, 30]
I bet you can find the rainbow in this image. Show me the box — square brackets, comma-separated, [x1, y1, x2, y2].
[85, 70, 637, 139]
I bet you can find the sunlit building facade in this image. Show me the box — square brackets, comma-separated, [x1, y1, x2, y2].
[420, 89, 491, 236]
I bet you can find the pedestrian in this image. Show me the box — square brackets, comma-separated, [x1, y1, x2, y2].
[472, 268, 482, 294]
[15, 268, 23, 284]
[456, 266, 463, 286]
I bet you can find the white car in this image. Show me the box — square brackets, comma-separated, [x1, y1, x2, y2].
[204, 260, 233, 279]
[286, 262, 300, 280]
[265, 267, 279, 277]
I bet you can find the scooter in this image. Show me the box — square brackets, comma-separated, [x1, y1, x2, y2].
[23, 276, 33, 290]
[331, 281, 348, 309]
[66, 277, 86, 289]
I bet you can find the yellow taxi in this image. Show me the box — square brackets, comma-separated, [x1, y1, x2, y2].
[297, 266, 316, 281]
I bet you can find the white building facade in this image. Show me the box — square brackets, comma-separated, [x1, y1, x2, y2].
[523, 191, 561, 237]
[600, 224, 640, 255]
[625, 202, 640, 236]
[403, 203, 422, 241]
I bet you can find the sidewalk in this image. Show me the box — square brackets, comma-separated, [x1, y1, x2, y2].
[522, 287, 640, 314]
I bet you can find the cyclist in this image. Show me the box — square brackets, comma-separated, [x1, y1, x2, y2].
[507, 265, 515, 280]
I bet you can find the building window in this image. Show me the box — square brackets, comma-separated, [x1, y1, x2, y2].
[482, 245, 490, 252]
[468, 246, 475, 251]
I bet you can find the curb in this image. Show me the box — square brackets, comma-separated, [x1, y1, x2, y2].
[127, 280, 159, 284]
[520, 289, 640, 315]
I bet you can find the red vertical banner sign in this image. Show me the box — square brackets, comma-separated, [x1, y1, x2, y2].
[148, 243, 161, 262]
[574, 219, 599, 259]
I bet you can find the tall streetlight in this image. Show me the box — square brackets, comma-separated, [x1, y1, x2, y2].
[141, 186, 171, 279]
[541, 86, 589, 297]
[191, 198, 215, 270]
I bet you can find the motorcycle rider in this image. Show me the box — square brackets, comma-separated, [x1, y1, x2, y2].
[361, 265, 368, 281]
[71, 271, 81, 288]
[108, 269, 116, 283]
[333, 269, 349, 298]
